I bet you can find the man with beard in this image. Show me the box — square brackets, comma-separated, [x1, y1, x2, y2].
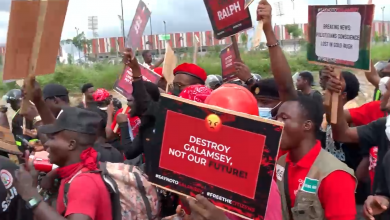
[77, 83, 95, 109]
[142, 50, 164, 69]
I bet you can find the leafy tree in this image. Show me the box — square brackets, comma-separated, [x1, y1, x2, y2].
[240, 33, 248, 49]
[67, 54, 74, 64]
[61, 32, 93, 61]
[285, 24, 302, 39]
[374, 31, 381, 43]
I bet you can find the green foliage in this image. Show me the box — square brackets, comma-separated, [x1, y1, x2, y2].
[285, 24, 303, 39]
[0, 44, 389, 96]
[240, 33, 248, 47]
[374, 32, 381, 43]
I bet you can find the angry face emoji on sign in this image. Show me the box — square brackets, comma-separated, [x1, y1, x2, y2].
[205, 114, 221, 132]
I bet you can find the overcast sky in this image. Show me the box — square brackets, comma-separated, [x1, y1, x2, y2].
[0, 0, 388, 44]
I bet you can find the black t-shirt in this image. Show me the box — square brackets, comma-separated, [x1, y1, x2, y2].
[357, 118, 389, 195]
[0, 156, 33, 220]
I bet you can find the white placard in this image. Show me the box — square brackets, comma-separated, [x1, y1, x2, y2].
[315, 11, 361, 62]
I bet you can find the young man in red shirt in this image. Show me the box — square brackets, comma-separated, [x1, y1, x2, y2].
[275, 96, 356, 220]
[13, 107, 112, 220]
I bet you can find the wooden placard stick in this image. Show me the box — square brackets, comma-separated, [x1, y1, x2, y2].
[330, 68, 341, 124]
[323, 90, 331, 106]
[231, 35, 241, 61]
[20, 0, 49, 115]
[193, 35, 199, 64]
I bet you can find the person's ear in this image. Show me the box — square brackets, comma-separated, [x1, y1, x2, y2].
[68, 140, 77, 151]
[341, 92, 347, 101]
[303, 120, 313, 132]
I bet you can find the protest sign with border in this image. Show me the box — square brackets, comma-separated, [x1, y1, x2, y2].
[126, 0, 151, 50]
[113, 64, 161, 98]
[220, 44, 238, 82]
[307, 5, 374, 71]
[203, 0, 252, 40]
[148, 94, 283, 219]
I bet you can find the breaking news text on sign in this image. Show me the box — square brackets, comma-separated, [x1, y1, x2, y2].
[203, 0, 252, 40]
[307, 5, 374, 71]
[148, 94, 284, 219]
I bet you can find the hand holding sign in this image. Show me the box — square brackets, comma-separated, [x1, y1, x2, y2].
[123, 48, 141, 77]
[257, 0, 272, 29]
[188, 195, 229, 220]
[234, 62, 252, 82]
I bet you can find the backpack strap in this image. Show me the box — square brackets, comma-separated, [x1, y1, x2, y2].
[100, 162, 122, 220]
[62, 170, 83, 216]
[133, 170, 154, 220]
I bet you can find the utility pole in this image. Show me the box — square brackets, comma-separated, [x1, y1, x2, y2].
[75, 27, 81, 63]
[163, 21, 167, 37]
[120, 0, 125, 39]
[335, 0, 337, 4]
[382, 6, 386, 42]
[274, 1, 284, 45]
[118, 15, 125, 38]
[149, 16, 153, 50]
[88, 16, 98, 59]
[291, 0, 295, 24]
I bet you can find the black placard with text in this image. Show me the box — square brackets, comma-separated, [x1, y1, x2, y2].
[203, 0, 252, 39]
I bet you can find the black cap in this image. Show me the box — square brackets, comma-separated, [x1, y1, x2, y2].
[42, 84, 69, 100]
[38, 107, 101, 135]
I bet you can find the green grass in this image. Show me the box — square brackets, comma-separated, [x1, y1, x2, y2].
[0, 43, 389, 96]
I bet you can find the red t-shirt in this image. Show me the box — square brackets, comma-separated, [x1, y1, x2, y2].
[111, 107, 141, 136]
[348, 101, 384, 126]
[284, 141, 356, 220]
[348, 100, 384, 188]
[57, 173, 112, 220]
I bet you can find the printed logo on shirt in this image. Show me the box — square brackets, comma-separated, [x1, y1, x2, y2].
[1, 187, 17, 212]
[0, 169, 13, 189]
[300, 177, 319, 194]
[275, 164, 284, 181]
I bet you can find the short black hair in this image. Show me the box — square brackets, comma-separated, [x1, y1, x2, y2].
[81, 83, 94, 93]
[342, 71, 359, 101]
[251, 78, 279, 99]
[296, 95, 324, 133]
[142, 50, 150, 58]
[299, 71, 314, 86]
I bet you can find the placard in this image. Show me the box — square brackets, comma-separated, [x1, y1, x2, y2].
[148, 94, 283, 219]
[3, 0, 69, 80]
[220, 44, 238, 82]
[126, 0, 151, 50]
[203, 0, 252, 40]
[307, 5, 374, 71]
[162, 43, 176, 90]
[113, 64, 161, 98]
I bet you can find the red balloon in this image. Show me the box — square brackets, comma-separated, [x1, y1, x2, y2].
[205, 84, 258, 116]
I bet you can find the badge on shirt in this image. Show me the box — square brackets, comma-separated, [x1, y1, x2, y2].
[276, 164, 285, 181]
[0, 169, 13, 189]
[301, 177, 319, 194]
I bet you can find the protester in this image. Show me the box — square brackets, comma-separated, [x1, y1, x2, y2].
[142, 50, 164, 69]
[78, 83, 94, 108]
[14, 107, 112, 220]
[205, 75, 223, 90]
[325, 68, 390, 219]
[42, 84, 70, 118]
[0, 156, 34, 220]
[4, 89, 35, 152]
[172, 63, 207, 95]
[93, 119, 124, 163]
[296, 71, 323, 103]
[368, 61, 390, 101]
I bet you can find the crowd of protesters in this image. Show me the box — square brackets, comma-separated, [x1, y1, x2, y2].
[1, 1, 390, 220]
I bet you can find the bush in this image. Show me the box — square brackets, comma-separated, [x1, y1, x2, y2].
[0, 43, 389, 96]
